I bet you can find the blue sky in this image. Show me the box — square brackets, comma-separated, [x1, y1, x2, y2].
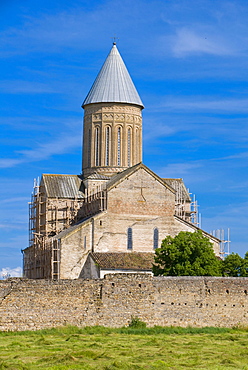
[1, 0, 248, 277]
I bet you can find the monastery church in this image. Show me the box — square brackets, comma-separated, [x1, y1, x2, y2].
[23, 43, 220, 279]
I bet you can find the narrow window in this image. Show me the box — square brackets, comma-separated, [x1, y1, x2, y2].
[88, 129, 91, 167]
[153, 228, 159, 249]
[95, 127, 99, 166]
[117, 127, 121, 166]
[105, 127, 110, 166]
[136, 128, 139, 162]
[127, 227, 133, 250]
[127, 128, 131, 167]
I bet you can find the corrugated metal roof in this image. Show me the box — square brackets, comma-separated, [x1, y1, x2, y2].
[85, 173, 111, 180]
[82, 44, 144, 108]
[91, 252, 154, 270]
[42, 174, 84, 199]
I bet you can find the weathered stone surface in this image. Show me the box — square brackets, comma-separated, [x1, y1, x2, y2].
[1, 275, 248, 331]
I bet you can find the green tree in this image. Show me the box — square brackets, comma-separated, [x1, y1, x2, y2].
[153, 230, 222, 276]
[223, 253, 248, 277]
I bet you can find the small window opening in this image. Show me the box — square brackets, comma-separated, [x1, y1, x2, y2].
[127, 128, 131, 167]
[88, 129, 91, 167]
[95, 127, 100, 166]
[127, 227, 133, 250]
[105, 126, 110, 166]
[153, 228, 159, 249]
[117, 127, 121, 166]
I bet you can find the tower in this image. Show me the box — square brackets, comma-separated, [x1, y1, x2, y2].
[82, 43, 144, 177]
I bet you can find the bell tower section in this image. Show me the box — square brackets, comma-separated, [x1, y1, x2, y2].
[82, 102, 142, 177]
[82, 43, 144, 177]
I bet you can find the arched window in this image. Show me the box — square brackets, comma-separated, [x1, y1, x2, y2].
[105, 126, 110, 166]
[117, 127, 121, 166]
[153, 228, 159, 249]
[95, 127, 99, 166]
[127, 128, 131, 167]
[88, 129, 91, 167]
[136, 128, 139, 162]
[127, 227, 133, 250]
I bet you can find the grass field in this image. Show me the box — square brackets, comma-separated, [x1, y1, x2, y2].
[0, 325, 248, 369]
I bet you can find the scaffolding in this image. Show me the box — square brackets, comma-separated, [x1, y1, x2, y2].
[170, 180, 191, 222]
[190, 194, 201, 228]
[210, 228, 231, 259]
[29, 179, 86, 247]
[25, 179, 107, 279]
[169, 180, 200, 227]
[78, 187, 107, 220]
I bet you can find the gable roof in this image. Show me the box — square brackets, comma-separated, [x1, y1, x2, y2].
[91, 252, 154, 271]
[106, 163, 175, 193]
[41, 174, 84, 199]
[82, 44, 144, 108]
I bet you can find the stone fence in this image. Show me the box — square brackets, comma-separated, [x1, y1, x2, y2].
[1, 274, 248, 331]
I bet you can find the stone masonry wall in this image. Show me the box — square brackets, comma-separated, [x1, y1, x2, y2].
[1, 274, 248, 331]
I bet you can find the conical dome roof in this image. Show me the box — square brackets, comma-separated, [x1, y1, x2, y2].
[82, 44, 144, 108]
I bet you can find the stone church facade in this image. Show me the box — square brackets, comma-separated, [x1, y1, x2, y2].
[23, 43, 220, 279]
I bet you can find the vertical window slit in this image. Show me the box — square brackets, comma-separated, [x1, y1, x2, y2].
[95, 127, 99, 166]
[117, 127, 121, 166]
[127, 227, 133, 250]
[127, 128, 131, 167]
[106, 127, 110, 166]
[88, 129, 91, 167]
[153, 228, 159, 249]
[136, 128, 139, 162]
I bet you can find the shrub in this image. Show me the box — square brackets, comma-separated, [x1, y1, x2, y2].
[128, 316, 146, 328]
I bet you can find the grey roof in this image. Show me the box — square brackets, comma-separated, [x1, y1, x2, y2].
[90, 252, 154, 270]
[84, 173, 111, 180]
[163, 178, 191, 202]
[42, 174, 84, 199]
[82, 44, 144, 108]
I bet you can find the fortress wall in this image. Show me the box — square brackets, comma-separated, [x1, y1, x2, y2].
[1, 274, 248, 331]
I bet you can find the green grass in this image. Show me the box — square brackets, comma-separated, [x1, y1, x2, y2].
[0, 325, 248, 369]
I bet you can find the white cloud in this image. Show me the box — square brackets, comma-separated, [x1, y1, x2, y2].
[1, 197, 30, 204]
[157, 161, 203, 178]
[0, 222, 27, 231]
[0, 80, 57, 94]
[0, 158, 22, 168]
[171, 28, 232, 57]
[0, 267, 22, 279]
[158, 96, 248, 113]
[0, 134, 81, 169]
[143, 122, 180, 142]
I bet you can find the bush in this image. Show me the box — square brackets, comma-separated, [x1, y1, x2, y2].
[153, 230, 223, 276]
[128, 316, 147, 328]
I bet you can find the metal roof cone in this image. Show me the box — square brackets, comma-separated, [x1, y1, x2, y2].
[82, 44, 144, 108]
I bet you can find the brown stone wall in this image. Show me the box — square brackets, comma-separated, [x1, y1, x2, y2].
[107, 169, 175, 217]
[1, 275, 248, 331]
[59, 218, 93, 279]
